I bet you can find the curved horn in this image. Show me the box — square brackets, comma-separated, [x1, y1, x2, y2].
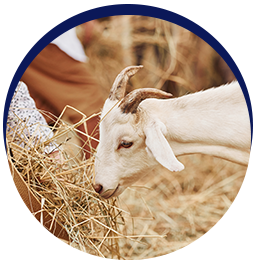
[119, 88, 173, 114]
[109, 65, 143, 101]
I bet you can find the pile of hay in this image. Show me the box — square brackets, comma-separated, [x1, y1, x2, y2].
[6, 108, 161, 259]
[118, 154, 246, 259]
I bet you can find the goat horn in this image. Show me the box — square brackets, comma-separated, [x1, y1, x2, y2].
[109, 65, 143, 101]
[119, 88, 173, 114]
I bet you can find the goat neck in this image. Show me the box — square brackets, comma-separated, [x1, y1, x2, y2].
[139, 82, 251, 165]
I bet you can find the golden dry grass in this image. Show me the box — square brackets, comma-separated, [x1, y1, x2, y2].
[6, 107, 164, 259]
[118, 154, 246, 259]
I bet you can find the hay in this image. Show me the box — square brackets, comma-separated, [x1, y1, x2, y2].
[118, 154, 246, 259]
[6, 106, 163, 259]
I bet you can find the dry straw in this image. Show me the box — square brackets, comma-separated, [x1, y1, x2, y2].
[6, 105, 162, 259]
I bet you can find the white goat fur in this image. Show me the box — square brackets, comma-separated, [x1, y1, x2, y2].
[95, 81, 251, 198]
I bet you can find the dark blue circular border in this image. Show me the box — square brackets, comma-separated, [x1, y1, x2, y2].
[1, 4, 257, 263]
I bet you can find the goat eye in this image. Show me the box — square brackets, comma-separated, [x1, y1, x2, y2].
[118, 141, 133, 149]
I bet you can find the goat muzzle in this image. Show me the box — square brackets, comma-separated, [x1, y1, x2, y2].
[93, 183, 103, 194]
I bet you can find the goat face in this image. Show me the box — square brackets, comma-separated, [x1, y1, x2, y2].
[94, 99, 154, 198]
[93, 66, 184, 199]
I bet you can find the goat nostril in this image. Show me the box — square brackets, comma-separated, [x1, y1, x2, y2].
[93, 184, 103, 194]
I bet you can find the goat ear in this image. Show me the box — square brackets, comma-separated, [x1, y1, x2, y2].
[144, 123, 184, 172]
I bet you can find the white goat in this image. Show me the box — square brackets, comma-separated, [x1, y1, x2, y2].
[94, 66, 251, 199]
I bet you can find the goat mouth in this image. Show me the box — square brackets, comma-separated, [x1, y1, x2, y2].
[101, 184, 120, 199]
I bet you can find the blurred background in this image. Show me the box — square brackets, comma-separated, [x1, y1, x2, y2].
[77, 15, 235, 98]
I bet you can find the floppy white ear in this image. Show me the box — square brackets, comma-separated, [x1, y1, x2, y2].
[144, 122, 184, 172]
